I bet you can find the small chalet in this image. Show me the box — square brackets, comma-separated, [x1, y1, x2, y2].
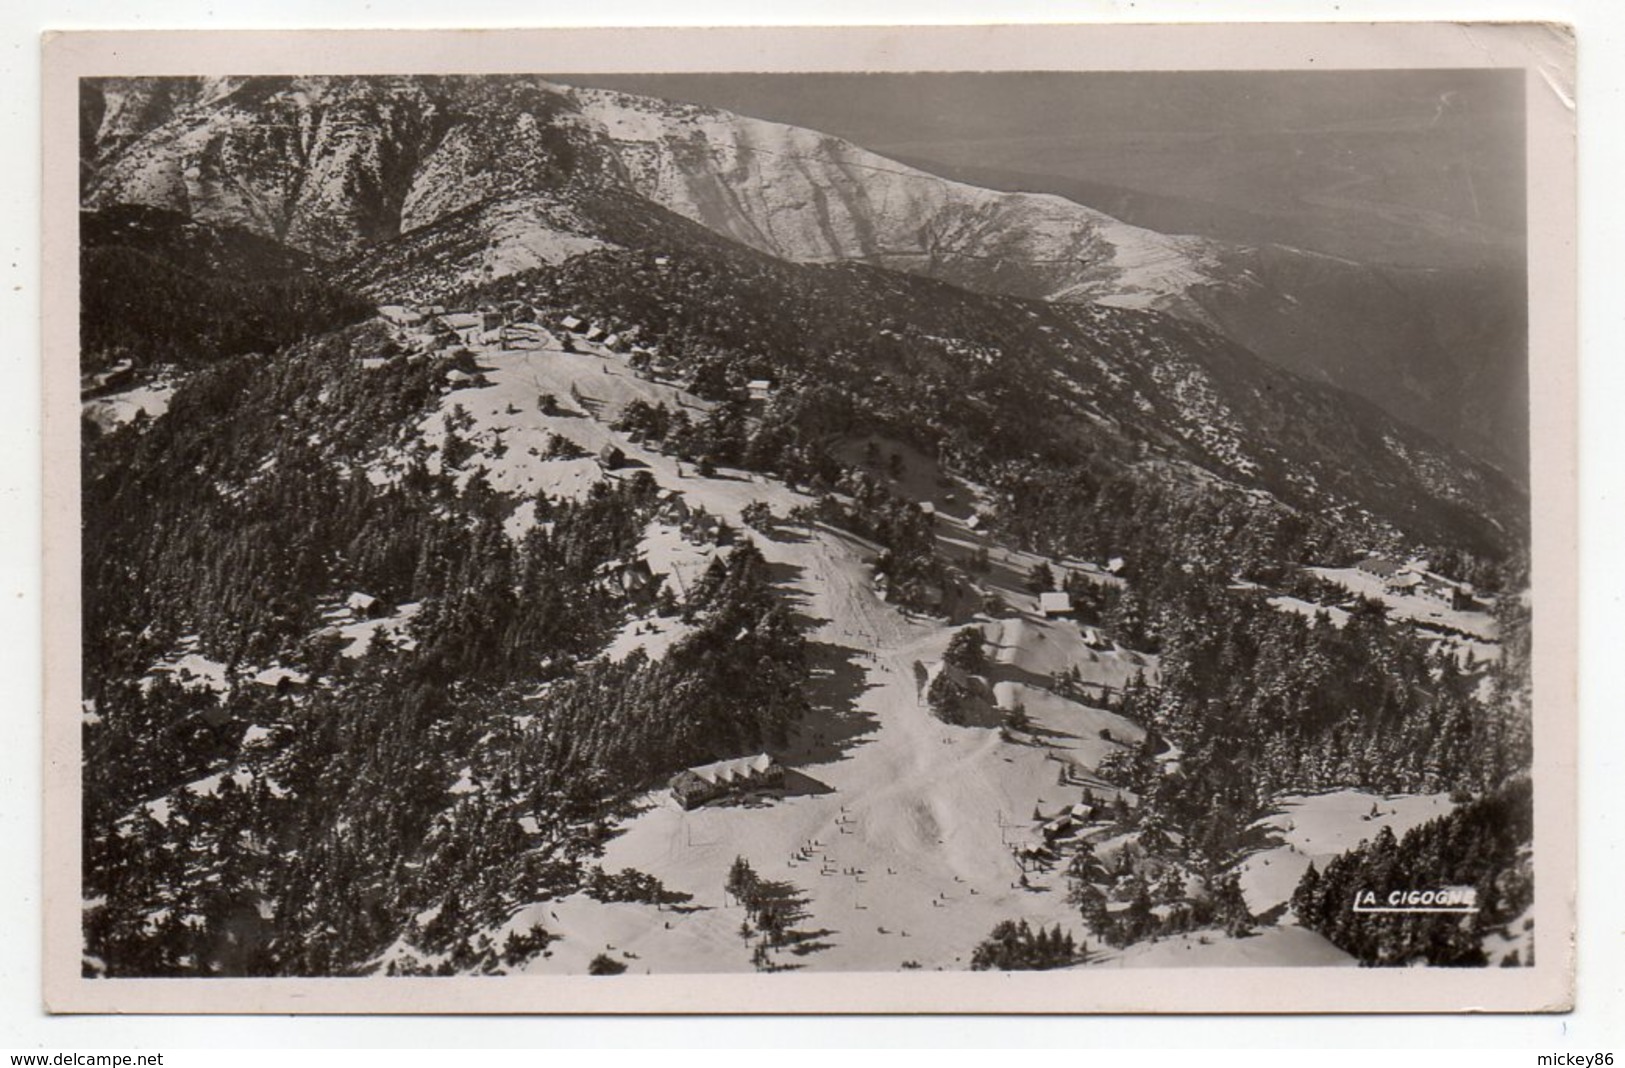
[1417, 577, 1475, 610]
[346, 592, 382, 618]
[436, 312, 483, 345]
[617, 559, 660, 603]
[1039, 591, 1074, 617]
[559, 315, 585, 333]
[585, 325, 608, 343]
[684, 511, 710, 541]
[1385, 570, 1423, 593]
[657, 488, 690, 523]
[1040, 813, 1081, 844]
[669, 753, 784, 810]
[682, 510, 733, 547]
[87, 359, 137, 393]
[747, 379, 773, 402]
[603, 333, 627, 353]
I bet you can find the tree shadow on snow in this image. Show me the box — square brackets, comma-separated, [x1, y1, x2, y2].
[765, 560, 822, 620]
[980, 647, 1066, 695]
[747, 879, 836, 962]
[1001, 720, 1083, 747]
[789, 639, 881, 766]
[784, 931, 837, 956]
[1233, 821, 1290, 856]
[758, 525, 811, 545]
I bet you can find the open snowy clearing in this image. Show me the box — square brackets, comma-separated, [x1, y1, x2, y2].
[1236, 789, 1457, 915]
[1096, 924, 1353, 968]
[83, 381, 176, 429]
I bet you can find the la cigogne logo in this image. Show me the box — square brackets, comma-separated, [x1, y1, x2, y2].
[1351, 887, 1479, 914]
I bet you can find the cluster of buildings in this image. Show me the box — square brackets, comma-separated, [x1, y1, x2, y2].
[556, 314, 688, 380]
[379, 300, 636, 353]
[378, 303, 783, 413]
[553, 311, 774, 404]
[652, 491, 735, 548]
[556, 314, 630, 353]
[1354, 555, 1476, 610]
[377, 301, 512, 351]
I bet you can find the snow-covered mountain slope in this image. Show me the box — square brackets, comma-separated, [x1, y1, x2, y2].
[484, 241, 1523, 557]
[550, 82, 1526, 476]
[81, 75, 1239, 313]
[81, 76, 619, 261]
[561, 83, 1236, 315]
[83, 77, 443, 258]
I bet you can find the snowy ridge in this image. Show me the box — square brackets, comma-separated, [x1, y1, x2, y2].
[558, 82, 1238, 310]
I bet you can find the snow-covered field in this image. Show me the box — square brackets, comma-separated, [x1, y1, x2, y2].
[1099, 925, 1353, 968]
[400, 336, 715, 512]
[1267, 595, 1350, 628]
[603, 612, 694, 664]
[327, 601, 422, 658]
[1236, 789, 1456, 915]
[113, 326, 1476, 976]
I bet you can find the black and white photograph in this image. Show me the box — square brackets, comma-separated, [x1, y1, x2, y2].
[40, 22, 1578, 1014]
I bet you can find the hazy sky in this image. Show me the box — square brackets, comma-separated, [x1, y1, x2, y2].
[552, 70, 1525, 269]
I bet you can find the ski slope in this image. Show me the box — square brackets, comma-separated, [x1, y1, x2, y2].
[388, 326, 1386, 974]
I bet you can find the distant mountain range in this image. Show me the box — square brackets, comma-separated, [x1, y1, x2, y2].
[78, 74, 1527, 554]
[80, 75, 1528, 478]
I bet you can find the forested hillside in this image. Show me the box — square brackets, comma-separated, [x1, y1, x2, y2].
[82, 322, 810, 975]
[81, 206, 372, 372]
[453, 241, 1523, 560]
[1292, 780, 1535, 966]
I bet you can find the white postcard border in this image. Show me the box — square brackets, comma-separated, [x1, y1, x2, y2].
[40, 21, 1578, 1015]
